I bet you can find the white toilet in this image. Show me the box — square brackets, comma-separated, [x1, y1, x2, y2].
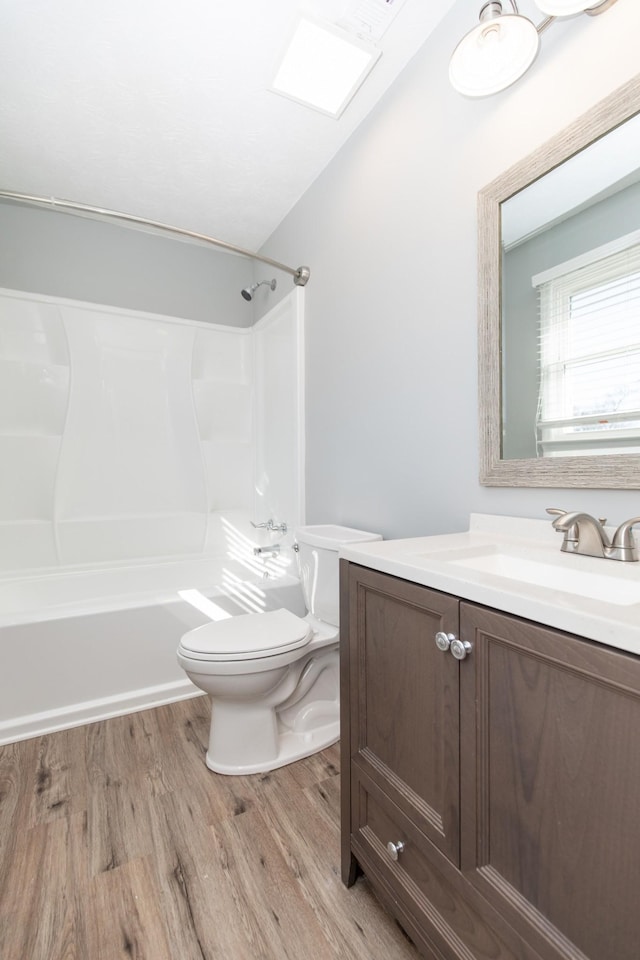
[177, 524, 381, 775]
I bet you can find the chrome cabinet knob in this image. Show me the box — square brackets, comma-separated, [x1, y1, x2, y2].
[386, 840, 405, 861]
[435, 631, 455, 652]
[450, 638, 472, 660]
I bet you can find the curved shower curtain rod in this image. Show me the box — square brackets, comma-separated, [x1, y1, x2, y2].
[0, 190, 311, 287]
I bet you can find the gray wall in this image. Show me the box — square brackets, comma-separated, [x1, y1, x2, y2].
[261, 0, 640, 539]
[0, 202, 258, 326]
[503, 180, 640, 460]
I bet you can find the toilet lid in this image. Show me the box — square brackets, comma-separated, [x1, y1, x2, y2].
[178, 608, 312, 661]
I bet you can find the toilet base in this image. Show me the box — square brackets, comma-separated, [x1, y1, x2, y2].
[199, 643, 340, 776]
[205, 717, 339, 775]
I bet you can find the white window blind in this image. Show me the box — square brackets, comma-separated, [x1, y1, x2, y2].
[535, 239, 640, 457]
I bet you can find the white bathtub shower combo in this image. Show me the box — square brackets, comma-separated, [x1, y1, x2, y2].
[0, 285, 309, 748]
[177, 524, 381, 775]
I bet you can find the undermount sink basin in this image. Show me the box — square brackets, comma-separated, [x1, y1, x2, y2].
[442, 550, 639, 606]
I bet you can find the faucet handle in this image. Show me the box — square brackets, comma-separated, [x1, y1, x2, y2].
[546, 507, 568, 518]
[546, 507, 571, 531]
[611, 517, 640, 550]
[546, 507, 579, 544]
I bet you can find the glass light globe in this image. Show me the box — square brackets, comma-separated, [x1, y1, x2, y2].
[449, 13, 540, 98]
[535, 1, 598, 14]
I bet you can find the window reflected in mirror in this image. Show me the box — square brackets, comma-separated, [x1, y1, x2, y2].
[536, 241, 640, 457]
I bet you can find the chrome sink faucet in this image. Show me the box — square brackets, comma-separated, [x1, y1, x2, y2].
[546, 508, 640, 562]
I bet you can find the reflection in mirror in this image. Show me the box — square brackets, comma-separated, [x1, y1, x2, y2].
[478, 74, 640, 488]
[501, 113, 640, 461]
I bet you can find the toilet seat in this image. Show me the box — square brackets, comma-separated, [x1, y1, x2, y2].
[178, 607, 312, 662]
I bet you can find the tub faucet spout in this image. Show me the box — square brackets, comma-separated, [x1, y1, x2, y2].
[253, 544, 281, 557]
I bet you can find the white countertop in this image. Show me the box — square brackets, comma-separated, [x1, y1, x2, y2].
[339, 514, 640, 657]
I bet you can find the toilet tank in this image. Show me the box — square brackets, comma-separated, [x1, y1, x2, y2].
[295, 524, 382, 626]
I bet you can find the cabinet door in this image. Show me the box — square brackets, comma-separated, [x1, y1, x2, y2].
[460, 602, 640, 960]
[347, 564, 461, 864]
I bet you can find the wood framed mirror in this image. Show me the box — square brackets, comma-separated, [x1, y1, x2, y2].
[478, 74, 640, 488]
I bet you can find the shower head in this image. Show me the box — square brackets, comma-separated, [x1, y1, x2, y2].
[240, 278, 277, 301]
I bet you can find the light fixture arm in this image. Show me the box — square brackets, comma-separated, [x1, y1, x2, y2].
[585, 0, 619, 14]
[536, 15, 556, 34]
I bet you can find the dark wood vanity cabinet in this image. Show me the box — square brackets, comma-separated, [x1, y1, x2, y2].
[340, 561, 640, 960]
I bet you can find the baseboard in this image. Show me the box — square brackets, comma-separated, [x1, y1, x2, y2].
[0, 679, 206, 746]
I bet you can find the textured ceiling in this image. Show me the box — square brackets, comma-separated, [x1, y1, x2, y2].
[0, 0, 456, 251]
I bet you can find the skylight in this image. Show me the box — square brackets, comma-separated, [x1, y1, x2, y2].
[270, 16, 382, 119]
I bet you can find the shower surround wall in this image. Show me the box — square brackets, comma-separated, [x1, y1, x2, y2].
[0, 285, 305, 743]
[0, 286, 304, 572]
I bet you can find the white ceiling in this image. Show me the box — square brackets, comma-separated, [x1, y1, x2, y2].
[0, 0, 456, 251]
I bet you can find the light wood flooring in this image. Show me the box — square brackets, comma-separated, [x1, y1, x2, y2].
[0, 696, 419, 960]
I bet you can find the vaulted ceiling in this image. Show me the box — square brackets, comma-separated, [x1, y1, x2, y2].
[0, 0, 458, 250]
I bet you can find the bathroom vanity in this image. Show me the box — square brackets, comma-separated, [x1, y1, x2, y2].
[339, 515, 640, 960]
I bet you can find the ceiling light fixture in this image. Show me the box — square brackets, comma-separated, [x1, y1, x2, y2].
[270, 16, 381, 118]
[535, 0, 616, 13]
[449, 0, 619, 98]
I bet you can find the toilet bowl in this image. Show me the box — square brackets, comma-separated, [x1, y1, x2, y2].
[177, 524, 381, 775]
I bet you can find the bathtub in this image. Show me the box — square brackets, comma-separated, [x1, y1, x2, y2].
[0, 557, 305, 745]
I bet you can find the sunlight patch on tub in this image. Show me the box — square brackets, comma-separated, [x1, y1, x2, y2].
[178, 590, 233, 621]
[221, 568, 267, 614]
[222, 569, 267, 601]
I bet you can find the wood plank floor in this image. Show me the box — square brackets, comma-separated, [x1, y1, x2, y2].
[0, 696, 419, 960]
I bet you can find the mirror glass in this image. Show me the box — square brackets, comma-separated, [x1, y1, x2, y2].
[501, 113, 640, 461]
[478, 75, 640, 487]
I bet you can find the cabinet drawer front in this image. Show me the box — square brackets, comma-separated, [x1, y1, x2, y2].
[352, 770, 537, 960]
[347, 564, 461, 864]
[460, 603, 640, 960]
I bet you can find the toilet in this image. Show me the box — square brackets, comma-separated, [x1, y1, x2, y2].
[177, 524, 381, 775]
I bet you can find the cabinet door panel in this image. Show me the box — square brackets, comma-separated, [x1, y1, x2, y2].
[460, 603, 640, 960]
[348, 565, 460, 864]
